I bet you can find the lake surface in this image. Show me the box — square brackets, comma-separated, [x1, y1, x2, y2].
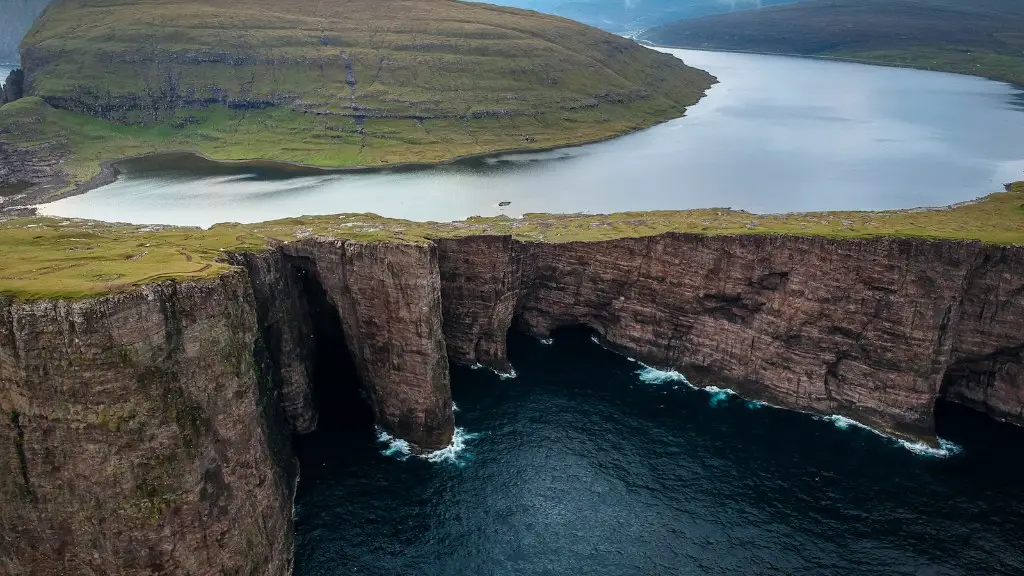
[39, 48, 1024, 227]
[295, 328, 1024, 575]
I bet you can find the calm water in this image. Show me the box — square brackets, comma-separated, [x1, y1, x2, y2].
[295, 329, 1024, 576]
[40, 49, 1024, 227]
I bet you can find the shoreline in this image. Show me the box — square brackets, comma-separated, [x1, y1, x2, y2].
[25, 94, 713, 208]
[644, 42, 1024, 87]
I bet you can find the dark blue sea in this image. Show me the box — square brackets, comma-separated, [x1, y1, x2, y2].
[294, 328, 1024, 575]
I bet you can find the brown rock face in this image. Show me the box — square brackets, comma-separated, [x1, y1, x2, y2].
[436, 234, 1024, 440]
[2, 232, 1023, 573]
[0, 273, 296, 575]
[280, 239, 454, 450]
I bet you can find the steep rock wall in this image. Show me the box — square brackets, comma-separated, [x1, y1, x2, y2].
[282, 239, 454, 450]
[0, 272, 296, 575]
[436, 234, 1024, 440]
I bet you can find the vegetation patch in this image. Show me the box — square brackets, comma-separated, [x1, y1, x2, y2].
[2, 182, 1022, 300]
[642, 0, 1024, 85]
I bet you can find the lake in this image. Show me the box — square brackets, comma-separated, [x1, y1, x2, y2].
[38, 48, 1024, 228]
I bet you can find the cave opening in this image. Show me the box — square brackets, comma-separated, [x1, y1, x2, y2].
[292, 264, 374, 446]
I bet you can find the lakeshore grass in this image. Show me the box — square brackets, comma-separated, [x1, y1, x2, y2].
[3, 183, 1022, 300]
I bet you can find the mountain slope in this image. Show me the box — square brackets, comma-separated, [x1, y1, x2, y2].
[642, 0, 1024, 85]
[1, 0, 713, 199]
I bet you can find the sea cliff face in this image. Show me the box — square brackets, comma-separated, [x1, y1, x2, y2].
[2, 232, 1023, 572]
[440, 234, 1024, 439]
[0, 272, 296, 575]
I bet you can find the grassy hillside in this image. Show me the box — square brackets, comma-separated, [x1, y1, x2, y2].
[642, 0, 1024, 85]
[2, 182, 1022, 299]
[0, 0, 712, 194]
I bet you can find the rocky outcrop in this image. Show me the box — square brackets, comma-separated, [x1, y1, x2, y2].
[1, 69, 24, 105]
[3, 231, 1023, 573]
[0, 141, 65, 190]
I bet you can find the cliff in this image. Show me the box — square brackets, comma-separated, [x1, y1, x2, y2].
[3, 230, 1023, 572]
[0, 273, 296, 574]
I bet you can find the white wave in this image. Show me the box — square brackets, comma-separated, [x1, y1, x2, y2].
[814, 415, 963, 458]
[590, 335, 602, 345]
[539, 338, 554, 345]
[705, 385, 736, 407]
[636, 365, 689, 385]
[899, 438, 963, 458]
[376, 426, 482, 465]
[745, 400, 765, 409]
[424, 427, 483, 465]
[469, 362, 517, 380]
[376, 428, 413, 460]
[452, 401, 460, 413]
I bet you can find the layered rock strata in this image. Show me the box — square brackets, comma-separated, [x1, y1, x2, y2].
[2, 232, 1023, 573]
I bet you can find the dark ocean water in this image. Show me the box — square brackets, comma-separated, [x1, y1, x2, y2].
[294, 329, 1024, 576]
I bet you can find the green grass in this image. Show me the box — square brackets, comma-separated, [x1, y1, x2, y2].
[0, 0, 713, 195]
[3, 182, 1022, 300]
[829, 47, 1024, 86]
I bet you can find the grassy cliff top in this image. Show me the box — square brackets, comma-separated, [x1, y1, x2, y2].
[2, 182, 1022, 300]
[641, 0, 1024, 86]
[2, 0, 712, 198]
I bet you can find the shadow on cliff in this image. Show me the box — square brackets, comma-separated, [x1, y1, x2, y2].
[294, 266, 375, 447]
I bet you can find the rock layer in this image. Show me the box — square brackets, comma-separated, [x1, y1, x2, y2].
[436, 234, 1024, 437]
[2, 232, 1023, 573]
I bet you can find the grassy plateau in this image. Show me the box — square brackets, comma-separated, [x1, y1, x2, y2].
[0, 0, 712, 197]
[641, 0, 1024, 86]
[2, 182, 1022, 300]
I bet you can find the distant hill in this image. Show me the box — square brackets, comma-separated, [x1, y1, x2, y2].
[0, 0, 50, 63]
[641, 0, 1024, 85]
[482, 0, 798, 35]
[2, 0, 713, 198]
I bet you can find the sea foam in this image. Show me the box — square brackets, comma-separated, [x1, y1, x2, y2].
[470, 363, 518, 380]
[815, 415, 963, 458]
[376, 426, 482, 465]
[704, 385, 736, 407]
[636, 365, 689, 385]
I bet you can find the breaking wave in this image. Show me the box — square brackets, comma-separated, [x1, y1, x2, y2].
[470, 363, 518, 380]
[815, 415, 963, 458]
[539, 338, 554, 346]
[376, 427, 483, 465]
[705, 385, 736, 408]
[636, 365, 689, 385]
